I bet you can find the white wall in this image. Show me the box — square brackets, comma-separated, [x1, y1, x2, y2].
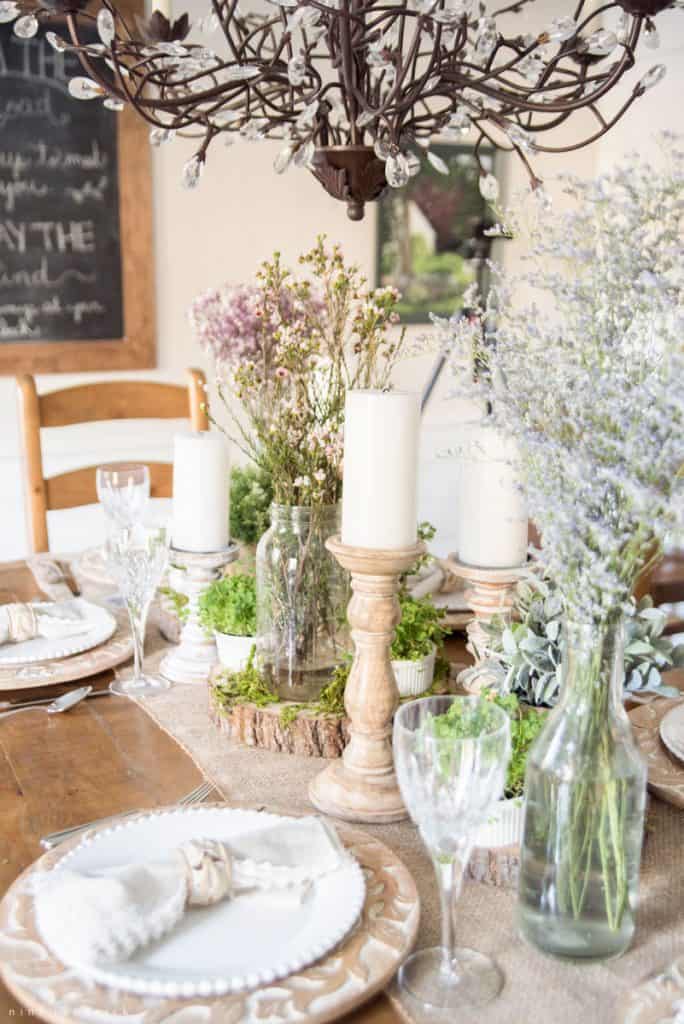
[1, 1, 681, 558]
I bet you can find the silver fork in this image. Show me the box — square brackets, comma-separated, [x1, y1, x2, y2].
[40, 781, 214, 850]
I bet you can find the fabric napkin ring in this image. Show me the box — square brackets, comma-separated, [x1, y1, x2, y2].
[178, 839, 233, 906]
[5, 604, 38, 644]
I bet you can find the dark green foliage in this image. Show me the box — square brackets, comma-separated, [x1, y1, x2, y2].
[230, 465, 273, 545]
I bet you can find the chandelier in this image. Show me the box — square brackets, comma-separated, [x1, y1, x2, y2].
[1, 0, 676, 219]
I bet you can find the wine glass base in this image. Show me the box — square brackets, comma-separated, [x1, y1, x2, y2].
[398, 946, 503, 1011]
[110, 673, 172, 698]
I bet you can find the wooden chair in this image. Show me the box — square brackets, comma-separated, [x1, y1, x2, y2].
[16, 369, 209, 553]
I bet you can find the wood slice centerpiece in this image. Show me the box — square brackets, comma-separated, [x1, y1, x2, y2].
[466, 799, 525, 890]
[209, 665, 349, 759]
[467, 843, 521, 889]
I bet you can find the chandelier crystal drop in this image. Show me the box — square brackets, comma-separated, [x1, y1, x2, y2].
[10, 0, 678, 219]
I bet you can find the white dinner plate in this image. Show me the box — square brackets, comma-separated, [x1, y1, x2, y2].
[0, 599, 117, 666]
[39, 806, 366, 998]
[659, 702, 684, 763]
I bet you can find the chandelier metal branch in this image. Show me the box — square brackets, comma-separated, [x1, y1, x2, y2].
[1, 0, 677, 218]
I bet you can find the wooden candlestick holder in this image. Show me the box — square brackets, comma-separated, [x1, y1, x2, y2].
[442, 555, 529, 692]
[308, 535, 424, 824]
[160, 544, 239, 685]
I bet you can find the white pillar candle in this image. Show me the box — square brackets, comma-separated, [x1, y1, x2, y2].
[457, 423, 528, 568]
[172, 431, 230, 552]
[341, 390, 420, 550]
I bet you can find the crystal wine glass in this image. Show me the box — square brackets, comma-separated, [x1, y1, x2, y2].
[106, 520, 171, 697]
[96, 463, 150, 531]
[393, 695, 511, 1012]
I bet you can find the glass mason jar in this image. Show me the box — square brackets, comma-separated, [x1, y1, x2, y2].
[518, 616, 647, 961]
[256, 504, 349, 702]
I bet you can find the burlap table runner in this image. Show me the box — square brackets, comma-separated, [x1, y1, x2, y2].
[120, 636, 683, 1024]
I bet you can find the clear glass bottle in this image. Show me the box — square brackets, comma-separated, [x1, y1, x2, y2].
[518, 616, 647, 960]
[256, 504, 349, 702]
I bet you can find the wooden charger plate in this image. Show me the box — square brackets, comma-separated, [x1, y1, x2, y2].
[0, 808, 419, 1024]
[0, 612, 132, 692]
[621, 953, 684, 1024]
[629, 698, 684, 809]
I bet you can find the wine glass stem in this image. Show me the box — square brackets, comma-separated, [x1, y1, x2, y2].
[432, 848, 469, 979]
[126, 599, 150, 681]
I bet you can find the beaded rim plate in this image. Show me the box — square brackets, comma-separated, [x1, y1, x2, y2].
[0, 611, 132, 691]
[0, 805, 420, 1024]
[35, 807, 366, 997]
[0, 599, 117, 666]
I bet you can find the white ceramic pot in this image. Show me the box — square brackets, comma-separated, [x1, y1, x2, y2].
[473, 796, 525, 849]
[391, 645, 436, 698]
[214, 632, 256, 672]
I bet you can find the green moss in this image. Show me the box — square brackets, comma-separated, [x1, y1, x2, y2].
[277, 660, 349, 730]
[279, 703, 306, 729]
[213, 649, 278, 711]
[212, 646, 463, 744]
[314, 658, 349, 716]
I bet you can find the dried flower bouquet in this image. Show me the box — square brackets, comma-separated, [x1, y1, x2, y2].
[190, 238, 407, 697]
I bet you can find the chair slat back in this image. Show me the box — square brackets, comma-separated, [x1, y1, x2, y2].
[16, 369, 208, 553]
[38, 381, 192, 428]
[44, 462, 174, 511]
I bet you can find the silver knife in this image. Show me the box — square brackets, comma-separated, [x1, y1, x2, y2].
[0, 688, 111, 712]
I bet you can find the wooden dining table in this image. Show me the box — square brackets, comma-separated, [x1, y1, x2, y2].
[0, 558, 402, 1024]
[1, 553, 683, 1024]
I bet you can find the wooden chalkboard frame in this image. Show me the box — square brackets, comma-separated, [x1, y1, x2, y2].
[0, 0, 155, 374]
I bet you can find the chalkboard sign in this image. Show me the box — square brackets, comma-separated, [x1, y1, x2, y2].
[0, 1, 154, 373]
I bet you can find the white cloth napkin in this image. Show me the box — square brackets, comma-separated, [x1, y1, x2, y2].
[0, 601, 90, 646]
[26, 556, 77, 601]
[35, 817, 347, 971]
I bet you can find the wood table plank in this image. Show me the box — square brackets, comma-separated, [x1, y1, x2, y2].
[1, 551, 682, 1023]
[0, 678, 207, 1022]
[0, 558, 401, 1024]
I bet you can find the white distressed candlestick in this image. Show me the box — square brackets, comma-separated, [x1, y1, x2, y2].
[341, 390, 420, 550]
[458, 423, 528, 569]
[160, 544, 239, 685]
[172, 432, 230, 553]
